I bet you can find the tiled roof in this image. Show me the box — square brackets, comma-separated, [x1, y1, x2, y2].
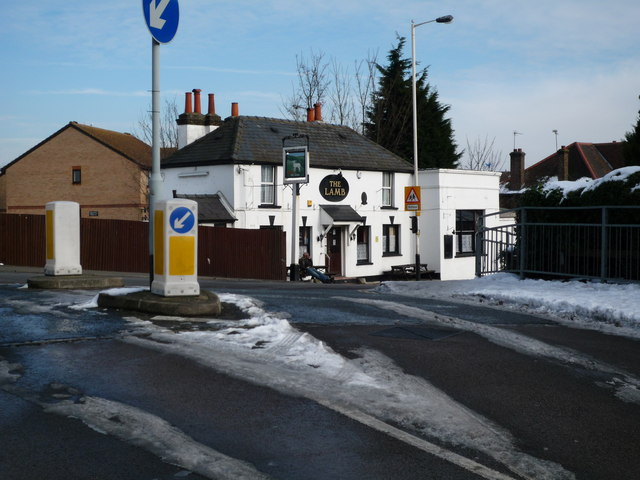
[1, 122, 151, 173]
[162, 116, 413, 173]
[320, 204, 364, 223]
[71, 122, 152, 168]
[175, 193, 236, 223]
[524, 141, 625, 185]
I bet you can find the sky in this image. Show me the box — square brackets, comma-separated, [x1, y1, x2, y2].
[1, 0, 639, 171]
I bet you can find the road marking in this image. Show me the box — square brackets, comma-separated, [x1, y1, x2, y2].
[317, 399, 518, 480]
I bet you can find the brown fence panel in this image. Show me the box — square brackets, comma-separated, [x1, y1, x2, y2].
[0, 213, 45, 267]
[199, 226, 286, 280]
[80, 218, 149, 273]
[1, 214, 286, 280]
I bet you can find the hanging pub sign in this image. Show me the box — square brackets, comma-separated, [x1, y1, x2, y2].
[283, 146, 309, 184]
[319, 173, 349, 202]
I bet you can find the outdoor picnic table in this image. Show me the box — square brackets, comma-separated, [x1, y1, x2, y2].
[389, 263, 435, 280]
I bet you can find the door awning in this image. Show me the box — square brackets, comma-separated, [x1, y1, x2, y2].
[319, 204, 364, 224]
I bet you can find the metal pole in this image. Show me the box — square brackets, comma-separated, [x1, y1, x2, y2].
[601, 207, 608, 281]
[289, 184, 300, 281]
[149, 38, 163, 287]
[411, 21, 421, 281]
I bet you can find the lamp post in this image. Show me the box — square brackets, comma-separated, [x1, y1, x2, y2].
[411, 14, 453, 280]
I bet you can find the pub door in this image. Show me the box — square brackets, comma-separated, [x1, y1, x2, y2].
[326, 227, 343, 275]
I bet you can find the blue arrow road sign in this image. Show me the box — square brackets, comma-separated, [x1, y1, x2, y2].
[169, 207, 195, 234]
[143, 0, 179, 44]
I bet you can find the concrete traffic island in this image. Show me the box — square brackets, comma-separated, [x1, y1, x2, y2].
[28, 275, 124, 290]
[97, 289, 221, 317]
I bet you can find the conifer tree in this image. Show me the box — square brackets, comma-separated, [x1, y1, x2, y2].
[365, 36, 461, 169]
[623, 96, 640, 166]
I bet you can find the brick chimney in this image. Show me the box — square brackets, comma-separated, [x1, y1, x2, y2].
[558, 146, 569, 181]
[231, 102, 239, 117]
[177, 90, 206, 149]
[509, 148, 526, 190]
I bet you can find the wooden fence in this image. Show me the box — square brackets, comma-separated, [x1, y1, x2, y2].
[0, 213, 286, 281]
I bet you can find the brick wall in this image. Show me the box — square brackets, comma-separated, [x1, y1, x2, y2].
[0, 173, 6, 212]
[5, 128, 148, 221]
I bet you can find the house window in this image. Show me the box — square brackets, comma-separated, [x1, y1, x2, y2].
[72, 167, 82, 185]
[382, 224, 400, 256]
[382, 172, 394, 207]
[357, 226, 370, 264]
[456, 210, 483, 255]
[260, 165, 276, 205]
[299, 226, 312, 255]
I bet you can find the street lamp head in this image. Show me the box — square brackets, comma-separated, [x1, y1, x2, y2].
[436, 15, 454, 23]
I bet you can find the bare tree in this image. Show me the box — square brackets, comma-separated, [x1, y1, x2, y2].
[280, 50, 330, 120]
[328, 58, 355, 126]
[354, 50, 379, 134]
[134, 96, 179, 154]
[463, 135, 505, 171]
[281, 49, 378, 131]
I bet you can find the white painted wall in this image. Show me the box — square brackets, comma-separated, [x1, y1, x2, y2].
[419, 169, 502, 280]
[163, 164, 503, 280]
[163, 163, 415, 277]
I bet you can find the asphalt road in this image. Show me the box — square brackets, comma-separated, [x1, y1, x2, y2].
[1, 268, 639, 479]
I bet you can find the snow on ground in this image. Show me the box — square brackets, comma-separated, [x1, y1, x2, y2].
[378, 273, 640, 336]
[119, 293, 575, 480]
[14, 275, 639, 479]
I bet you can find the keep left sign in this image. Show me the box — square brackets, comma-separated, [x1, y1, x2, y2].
[142, 0, 179, 44]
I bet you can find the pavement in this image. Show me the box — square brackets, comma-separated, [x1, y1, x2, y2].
[0, 265, 221, 317]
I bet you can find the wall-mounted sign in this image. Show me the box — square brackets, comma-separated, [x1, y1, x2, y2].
[319, 173, 349, 202]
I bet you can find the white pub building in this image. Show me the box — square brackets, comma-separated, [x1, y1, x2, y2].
[161, 90, 502, 281]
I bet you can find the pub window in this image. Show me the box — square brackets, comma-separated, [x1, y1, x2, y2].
[299, 226, 312, 255]
[260, 165, 276, 205]
[381, 172, 394, 207]
[357, 226, 371, 264]
[382, 224, 400, 256]
[72, 167, 82, 185]
[455, 210, 483, 255]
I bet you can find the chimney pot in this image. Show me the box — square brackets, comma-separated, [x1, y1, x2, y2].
[307, 108, 315, 122]
[231, 102, 239, 117]
[207, 93, 216, 116]
[184, 92, 193, 114]
[192, 89, 202, 114]
[314, 103, 323, 122]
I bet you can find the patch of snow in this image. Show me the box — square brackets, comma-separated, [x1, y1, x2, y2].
[68, 287, 147, 311]
[44, 396, 272, 480]
[123, 293, 574, 480]
[378, 273, 640, 336]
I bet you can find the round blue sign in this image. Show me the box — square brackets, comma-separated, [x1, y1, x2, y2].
[169, 206, 195, 234]
[142, 0, 179, 44]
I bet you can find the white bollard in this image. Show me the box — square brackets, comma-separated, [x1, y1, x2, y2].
[44, 201, 82, 276]
[151, 199, 200, 297]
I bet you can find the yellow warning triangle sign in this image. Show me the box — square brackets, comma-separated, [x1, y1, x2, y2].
[404, 186, 421, 211]
[406, 188, 420, 203]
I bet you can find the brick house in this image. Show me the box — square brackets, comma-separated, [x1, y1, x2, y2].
[0, 122, 151, 220]
[500, 142, 626, 208]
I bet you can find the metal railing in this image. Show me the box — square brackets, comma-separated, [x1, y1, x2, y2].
[476, 206, 640, 282]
